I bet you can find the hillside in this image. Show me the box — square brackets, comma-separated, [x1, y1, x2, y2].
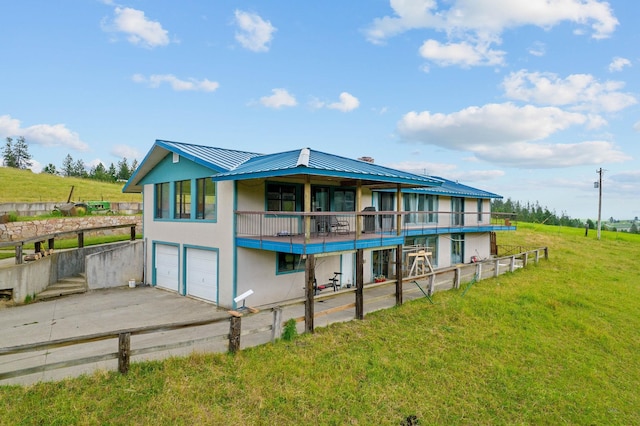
[0, 167, 141, 203]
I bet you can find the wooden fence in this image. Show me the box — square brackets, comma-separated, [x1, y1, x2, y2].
[0, 245, 547, 383]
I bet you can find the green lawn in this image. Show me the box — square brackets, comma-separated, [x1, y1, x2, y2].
[0, 167, 140, 203]
[1, 223, 639, 425]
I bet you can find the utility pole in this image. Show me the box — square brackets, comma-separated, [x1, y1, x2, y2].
[596, 168, 603, 240]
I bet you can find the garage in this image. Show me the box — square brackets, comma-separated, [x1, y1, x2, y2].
[155, 244, 180, 292]
[185, 247, 218, 303]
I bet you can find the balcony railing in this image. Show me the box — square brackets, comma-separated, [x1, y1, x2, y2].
[235, 210, 515, 251]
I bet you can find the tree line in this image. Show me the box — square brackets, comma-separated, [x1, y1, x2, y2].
[3, 136, 137, 182]
[491, 197, 588, 228]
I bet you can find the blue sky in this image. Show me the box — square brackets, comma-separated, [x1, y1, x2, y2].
[1, 0, 638, 220]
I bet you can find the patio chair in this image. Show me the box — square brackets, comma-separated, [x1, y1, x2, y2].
[329, 215, 350, 235]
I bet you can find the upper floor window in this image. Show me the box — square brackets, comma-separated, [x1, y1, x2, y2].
[333, 189, 355, 211]
[175, 180, 191, 219]
[404, 193, 437, 224]
[196, 178, 216, 220]
[477, 199, 483, 222]
[452, 197, 464, 226]
[267, 183, 297, 211]
[155, 182, 170, 219]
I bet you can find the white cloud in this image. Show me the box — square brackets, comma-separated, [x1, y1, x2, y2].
[419, 38, 505, 67]
[327, 92, 360, 112]
[502, 70, 637, 113]
[474, 140, 630, 168]
[608, 56, 631, 72]
[132, 74, 219, 92]
[110, 145, 142, 161]
[260, 88, 297, 109]
[365, 0, 618, 68]
[105, 7, 170, 48]
[398, 103, 587, 149]
[0, 115, 89, 152]
[386, 160, 505, 182]
[234, 10, 276, 52]
[527, 41, 546, 57]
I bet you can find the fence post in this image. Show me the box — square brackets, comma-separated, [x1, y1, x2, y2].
[271, 307, 283, 342]
[48, 237, 55, 251]
[355, 249, 364, 320]
[428, 274, 435, 296]
[523, 252, 528, 268]
[475, 262, 482, 280]
[510, 256, 516, 273]
[454, 267, 461, 289]
[535, 250, 540, 264]
[395, 244, 403, 306]
[118, 332, 131, 374]
[15, 243, 23, 265]
[544, 247, 549, 259]
[305, 254, 315, 334]
[228, 314, 242, 353]
[130, 225, 136, 241]
[78, 232, 85, 248]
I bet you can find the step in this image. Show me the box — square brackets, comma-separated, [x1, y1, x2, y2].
[37, 275, 87, 300]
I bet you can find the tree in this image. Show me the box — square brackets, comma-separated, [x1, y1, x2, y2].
[13, 136, 32, 169]
[90, 162, 113, 182]
[3, 137, 17, 167]
[42, 163, 58, 175]
[108, 163, 117, 181]
[73, 159, 87, 178]
[117, 157, 131, 181]
[62, 154, 74, 177]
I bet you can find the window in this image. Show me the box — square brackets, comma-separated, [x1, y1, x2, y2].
[277, 252, 304, 273]
[196, 178, 216, 220]
[452, 197, 464, 226]
[333, 189, 355, 211]
[155, 182, 170, 219]
[404, 193, 437, 224]
[477, 199, 483, 222]
[267, 183, 297, 211]
[175, 180, 191, 219]
[405, 236, 438, 268]
[451, 233, 464, 264]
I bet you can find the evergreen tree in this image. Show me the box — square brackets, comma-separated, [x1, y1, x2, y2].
[108, 163, 117, 181]
[13, 136, 32, 169]
[117, 157, 130, 181]
[73, 159, 87, 178]
[2, 137, 17, 167]
[42, 163, 58, 175]
[62, 154, 74, 177]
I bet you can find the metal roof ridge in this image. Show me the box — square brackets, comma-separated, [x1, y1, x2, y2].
[296, 148, 310, 167]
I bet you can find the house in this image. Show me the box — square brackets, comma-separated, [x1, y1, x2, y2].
[124, 140, 513, 309]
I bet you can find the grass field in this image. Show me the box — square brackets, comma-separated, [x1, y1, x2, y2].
[1, 223, 639, 425]
[0, 167, 140, 203]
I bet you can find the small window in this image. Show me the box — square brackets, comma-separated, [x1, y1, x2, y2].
[175, 180, 191, 219]
[477, 199, 483, 222]
[155, 182, 170, 219]
[267, 183, 297, 212]
[196, 178, 216, 220]
[277, 252, 304, 273]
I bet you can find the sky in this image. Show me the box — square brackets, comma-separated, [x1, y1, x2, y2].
[1, 0, 639, 220]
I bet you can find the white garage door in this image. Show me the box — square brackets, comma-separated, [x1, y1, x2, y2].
[186, 248, 218, 303]
[155, 244, 179, 292]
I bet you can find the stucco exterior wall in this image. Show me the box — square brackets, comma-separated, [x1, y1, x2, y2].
[86, 241, 144, 289]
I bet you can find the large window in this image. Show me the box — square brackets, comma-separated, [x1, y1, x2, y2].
[155, 182, 170, 219]
[405, 235, 438, 268]
[267, 183, 298, 211]
[175, 180, 191, 219]
[277, 252, 304, 273]
[196, 178, 216, 220]
[404, 193, 437, 224]
[333, 189, 355, 211]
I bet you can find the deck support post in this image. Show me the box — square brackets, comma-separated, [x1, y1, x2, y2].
[305, 254, 315, 333]
[355, 249, 364, 320]
[395, 244, 403, 305]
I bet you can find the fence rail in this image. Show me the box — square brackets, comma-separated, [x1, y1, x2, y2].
[0, 223, 138, 264]
[0, 245, 546, 383]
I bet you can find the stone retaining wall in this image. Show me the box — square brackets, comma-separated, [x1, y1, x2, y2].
[0, 216, 143, 242]
[0, 202, 141, 217]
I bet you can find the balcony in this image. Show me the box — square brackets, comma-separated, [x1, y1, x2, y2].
[235, 210, 515, 254]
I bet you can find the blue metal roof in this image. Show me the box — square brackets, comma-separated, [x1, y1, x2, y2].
[397, 176, 502, 199]
[156, 139, 262, 172]
[211, 148, 443, 187]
